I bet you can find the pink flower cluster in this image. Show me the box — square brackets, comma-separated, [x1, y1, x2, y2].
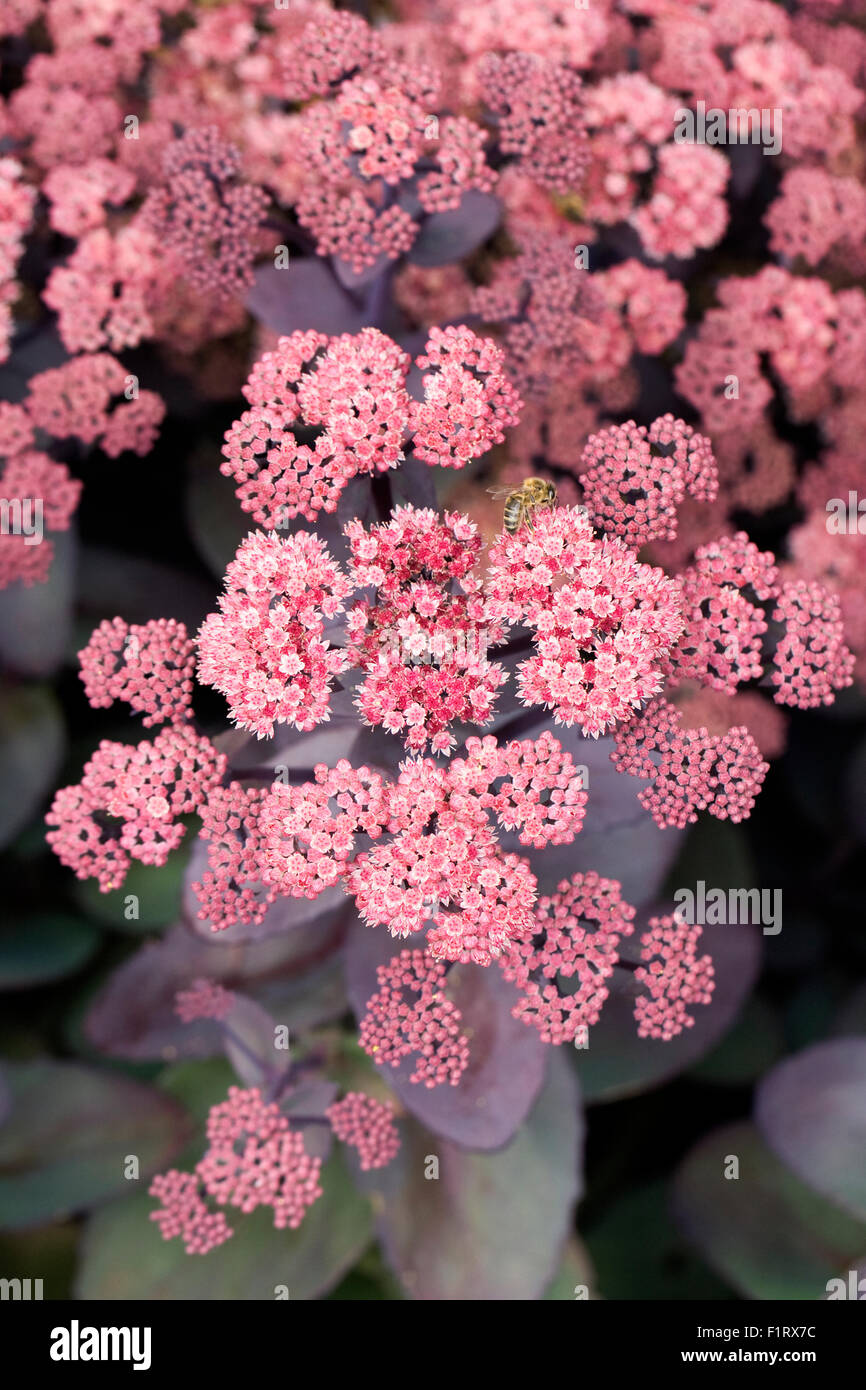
[255, 730, 586, 965]
[222, 328, 411, 525]
[149, 1170, 233, 1256]
[411, 327, 523, 469]
[151, 1086, 323, 1253]
[25, 354, 164, 458]
[325, 1092, 401, 1170]
[676, 269, 866, 441]
[771, 581, 855, 709]
[0, 157, 35, 362]
[578, 415, 718, 546]
[478, 52, 589, 193]
[611, 698, 768, 830]
[665, 533, 781, 695]
[634, 914, 715, 1041]
[632, 144, 730, 262]
[174, 978, 235, 1024]
[358, 948, 471, 1088]
[196, 530, 352, 739]
[0, 451, 80, 589]
[222, 326, 521, 525]
[43, 224, 163, 354]
[485, 505, 684, 735]
[192, 784, 277, 933]
[290, 14, 497, 270]
[345, 505, 506, 753]
[45, 726, 225, 892]
[142, 127, 269, 300]
[471, 224, 606, 401]
[660, 532, 855, 711]
[500, 871, 636, 1043]
[765, 169, 866, 269]
[42, 158, 136, 237]
[78, 618, 195, 727]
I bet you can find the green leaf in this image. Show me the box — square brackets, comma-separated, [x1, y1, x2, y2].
[0, 1061, 192, 1230]
[586, 1181, 733, 1301]
[73, 847, 188, 931]
[0, 914, 100, 990]
[369, 1049, 583, 1300]
[661, 813, 758, 899]
[542, 1236, 599, 1300]
[0, 1221, 79, 1300]
[673, 1121, 866, 1300]
[75, 1152, 373, 1300]
[0, 685, 65, 849]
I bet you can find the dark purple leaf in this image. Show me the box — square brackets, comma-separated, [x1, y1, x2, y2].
[389, 453, 438, 511]
[247, 260, 366, 336]
[407, 191, 502, 268]
[755, 1039, 866, 1222]
[221, 993, 292, 1089]
[573, 917, 762, 1103]
[84, 908, 350, 1064]
[332, 253, 390, 291]
[728, 143, 766, 199]
[79, 546, 216, 634]
[185, 444, 249, 580]
[345, 923, 548, 1149]
[366, 1048, 582, 1299]
[282, 1079, 338, 1161]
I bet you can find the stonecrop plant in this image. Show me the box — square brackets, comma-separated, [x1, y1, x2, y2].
[0, 0, 864, 1298]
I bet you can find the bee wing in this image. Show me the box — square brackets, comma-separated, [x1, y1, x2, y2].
[487, 485, 517, 499]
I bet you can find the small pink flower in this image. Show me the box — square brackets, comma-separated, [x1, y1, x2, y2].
[771, 580, 855, 709]
[358, 948, 471, 1089]
[634, 915, 715, 1041]
[175, 978, 235, 1024]
[78, 617, 195, 727]
[326, 1092, 401, 1170]
[486, 505, 684, 735]
[500, 871, 636, 1043]
[196, 530, 352, 739]
[142, 126, 268, 300]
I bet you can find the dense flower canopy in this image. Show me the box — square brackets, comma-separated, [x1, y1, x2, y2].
[0, 0, 857, 1270]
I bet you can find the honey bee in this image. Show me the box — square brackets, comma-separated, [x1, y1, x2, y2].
[488, 476, 558, 534]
